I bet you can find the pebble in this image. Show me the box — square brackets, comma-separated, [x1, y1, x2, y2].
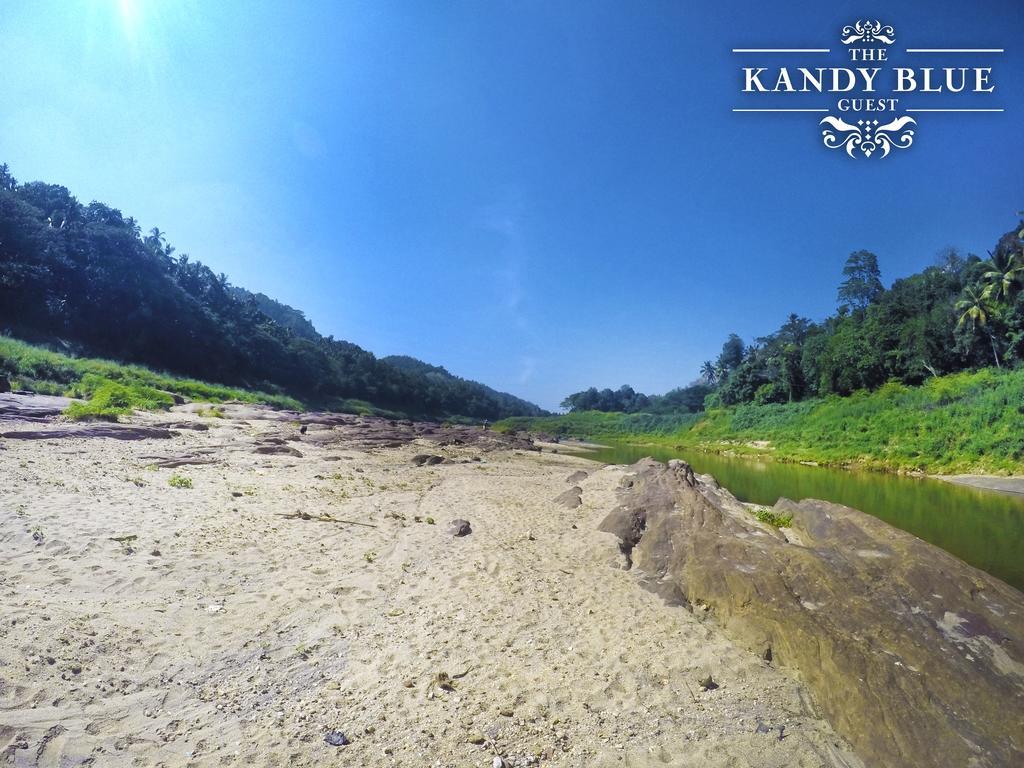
[324, 730, 350, 747]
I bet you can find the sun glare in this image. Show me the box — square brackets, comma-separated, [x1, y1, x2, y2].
[117, 0, 142, 41]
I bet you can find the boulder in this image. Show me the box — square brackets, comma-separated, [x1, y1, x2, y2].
[447, 519, 472, 537]
[599, 458, 1024, 768]
[565, 470, 589, 484]
[553, 486, 583, 509]
[411, 454, 446, 466]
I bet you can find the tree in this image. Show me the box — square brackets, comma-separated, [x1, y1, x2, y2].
[716, 334, 745, 374]
[981, 249, 1023, 303]
[0, 164, 17, 192]
[956, 286, 1001, 368]
[699, 360, 717, 385]
[934, 246, 966, 277]
[838, 250, 884, 312]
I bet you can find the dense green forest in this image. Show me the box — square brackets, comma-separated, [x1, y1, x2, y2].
[499, 367, 1024, 473]
[560, 221, 1024, 414]
[0, 163, 544, 420]
[518, 218, 1024, 473]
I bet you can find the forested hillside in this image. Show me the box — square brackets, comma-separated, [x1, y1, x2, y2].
[560, 220, 1024, 414]
[0, 163, 544, 420]
[522, 218, 1024, 473]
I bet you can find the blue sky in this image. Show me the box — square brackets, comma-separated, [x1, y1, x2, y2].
[1, 0, 1021, 409]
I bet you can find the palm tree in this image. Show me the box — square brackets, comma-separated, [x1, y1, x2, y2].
[145, 227, 166, 250]
[981, 250, 1024, 302]
[700, 360, 717, 385]
[956, 286, 1001, 368]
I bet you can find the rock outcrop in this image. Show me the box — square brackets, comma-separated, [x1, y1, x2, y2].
[599, 458, 1024, 768]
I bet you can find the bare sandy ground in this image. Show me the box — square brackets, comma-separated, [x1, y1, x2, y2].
[0, 407, 860, 767]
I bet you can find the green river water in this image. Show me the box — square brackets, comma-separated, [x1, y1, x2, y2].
[573, 443, 1024, 592]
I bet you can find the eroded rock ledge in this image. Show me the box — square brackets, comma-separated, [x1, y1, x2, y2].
[599, 458, 1024, 768]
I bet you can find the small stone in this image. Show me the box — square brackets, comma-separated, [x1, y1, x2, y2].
[324, 730, 350, 747]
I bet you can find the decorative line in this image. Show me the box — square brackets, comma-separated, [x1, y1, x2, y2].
[731, 48, 831, 53]
[733, 108, 830, 112]
[904, 108, 1005, 112]
[905, 48, 1004, 53]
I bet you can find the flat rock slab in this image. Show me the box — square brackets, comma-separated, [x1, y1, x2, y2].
[600, 458, 1024, 768]
[0, 424, 174, 441]
[253, 444, 304, 457]
[0, 392, 75, 420]
[138, 454, 222, 468]
[565, 470, 589, 484]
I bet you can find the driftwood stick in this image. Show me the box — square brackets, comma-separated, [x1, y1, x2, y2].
[281, 511, 377, 528]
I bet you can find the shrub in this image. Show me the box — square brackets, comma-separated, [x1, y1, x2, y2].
[64, 378, 175, 421]
[168, 474, 193, 489]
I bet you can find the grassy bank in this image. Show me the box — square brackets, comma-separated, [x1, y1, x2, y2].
[497, 410, 700, 440]
[498, 368, 1024, 475]
[0, 337, 302, 419]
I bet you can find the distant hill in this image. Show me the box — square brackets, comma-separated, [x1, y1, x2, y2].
[381, 355, 542, 419]
[0, 162, 545, 420]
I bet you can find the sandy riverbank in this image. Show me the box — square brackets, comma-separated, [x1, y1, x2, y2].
[0, 403, 859, 767]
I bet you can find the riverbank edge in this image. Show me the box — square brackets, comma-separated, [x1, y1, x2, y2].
[545, 435, 1024, 492]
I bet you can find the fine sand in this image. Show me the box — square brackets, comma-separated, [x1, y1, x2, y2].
[0, 406, 861, 767]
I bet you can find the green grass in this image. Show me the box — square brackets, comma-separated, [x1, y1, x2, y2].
[496, 410, 700, 440]
[64, 376, 176, 421]
[497, 367, 1024, 475]
[750, 506, 793, 528]
[0, 337, 302, 418]
[168, 474, 193, 489]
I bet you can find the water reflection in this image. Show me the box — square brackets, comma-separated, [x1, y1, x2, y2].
[575, 443, 1024, 592]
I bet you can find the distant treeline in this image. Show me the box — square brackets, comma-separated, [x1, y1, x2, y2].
[0, 163, 544, 420]
[560, 382, 712, 414]
[562, 222, 1024, 413]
